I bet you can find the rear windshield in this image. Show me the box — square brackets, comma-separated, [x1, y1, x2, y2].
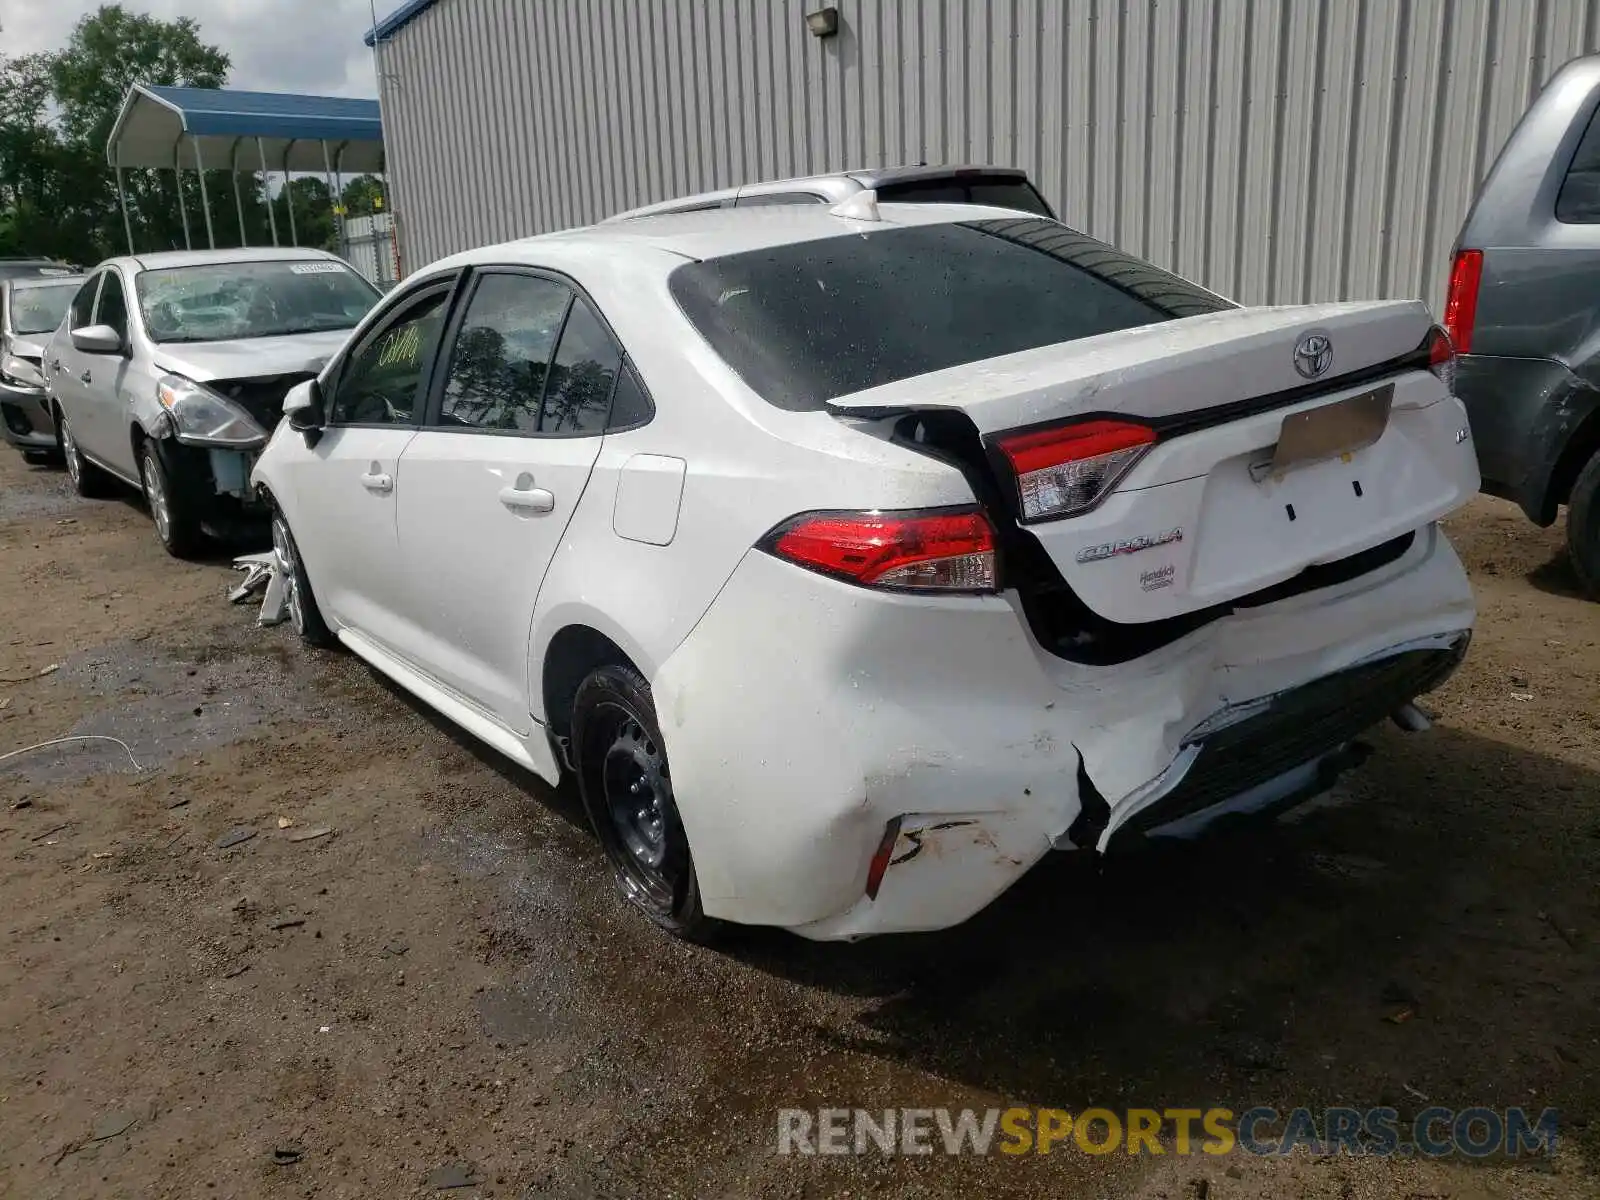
[136, 259, 381, 344]
[668, 217, 1233, 411]
[9, 281, 77, 334]
[876, 177, 1054, 217]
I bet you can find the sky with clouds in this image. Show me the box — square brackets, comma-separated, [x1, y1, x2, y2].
[1, 0, 387, 97]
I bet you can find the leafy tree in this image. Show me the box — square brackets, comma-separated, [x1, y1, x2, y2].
[339, 174, 387, 217]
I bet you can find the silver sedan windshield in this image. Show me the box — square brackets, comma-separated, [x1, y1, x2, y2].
[136, 260, 380, 344]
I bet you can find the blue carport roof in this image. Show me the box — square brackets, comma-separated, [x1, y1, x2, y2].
[107, 84, 384, 173]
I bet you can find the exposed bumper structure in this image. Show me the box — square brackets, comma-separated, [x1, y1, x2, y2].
[652, 524, 1474, 940]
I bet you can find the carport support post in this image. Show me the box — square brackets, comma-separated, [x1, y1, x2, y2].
[322, 140, 341, 254]
[257, 138, 280, 247]
[193, 138, 217, 249]
[174, 141, 192, 251]
[230, 139, 248, 247]
[282, 141, 299, 246]
[115, 166, 135, 255]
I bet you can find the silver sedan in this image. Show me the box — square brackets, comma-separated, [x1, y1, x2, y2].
[45, 247, 380, 556]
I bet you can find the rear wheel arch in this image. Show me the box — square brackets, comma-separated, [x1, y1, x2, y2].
[541, 624, 637, 747]
[1546, 404, 1600, 514]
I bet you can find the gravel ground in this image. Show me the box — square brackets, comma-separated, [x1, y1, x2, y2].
[0, 447, 1596, 1199]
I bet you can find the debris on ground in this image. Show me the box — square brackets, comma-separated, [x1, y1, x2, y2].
[91, 1110, 139, 1141]
[428, 1162, 481, 1190]
[269, 917, 305, 930]
[215, 827, 256, 849]
[276, 815, 294, 829]
[285, 826, 332, 843]
[271, 1144, 304, 1165]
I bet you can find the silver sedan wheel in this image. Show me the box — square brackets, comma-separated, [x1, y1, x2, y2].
[61, 417, 82, 488]
[142, 453, 172, 545]
[271, 514, 306, 636]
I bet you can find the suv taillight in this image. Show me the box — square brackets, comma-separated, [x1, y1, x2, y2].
[761, 508, 997, 593]
[1444, 249, 1483, 354]
[995, 419, 1158, 522]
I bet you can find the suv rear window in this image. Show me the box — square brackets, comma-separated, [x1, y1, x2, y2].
[1557, 102, 1600, 223]
[669, 217, 1232, 411]
[876, 177, 1054, 217]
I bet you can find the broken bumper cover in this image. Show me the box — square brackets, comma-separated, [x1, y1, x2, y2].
[651, 523, 1474, 941]
[1097, 632, 1468, 845]
[0, 381, 54, 450]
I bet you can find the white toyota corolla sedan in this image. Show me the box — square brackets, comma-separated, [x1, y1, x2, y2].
[253, 199, 1477, 941]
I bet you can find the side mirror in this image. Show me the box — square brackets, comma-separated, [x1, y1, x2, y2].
[70, 324, 123, 355]
[284, 379, 325, 434]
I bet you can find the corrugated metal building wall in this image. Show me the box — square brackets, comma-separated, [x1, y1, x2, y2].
[374, 0, 1600, 310]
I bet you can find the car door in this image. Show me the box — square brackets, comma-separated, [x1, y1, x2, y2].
[280, 277, 456, 656]
[49, 273, 102, 439]
[393, 269, 621, 734]
[80, 269, 139, 478]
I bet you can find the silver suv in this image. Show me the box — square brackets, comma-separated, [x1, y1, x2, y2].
[607, 164, 1054, 221]
[1450, 54, 1600, 596]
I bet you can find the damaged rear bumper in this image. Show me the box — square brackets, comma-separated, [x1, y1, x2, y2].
[651, 523, 1474, 941]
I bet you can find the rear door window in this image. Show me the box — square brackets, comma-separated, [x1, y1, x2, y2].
[669, 217, 1232, 411]
[539, 297, 624, 435]
[876, 177, 1055, 217]
[736, 192, 828, 207]
[1557, 101, 1600, 222]
[436, 272, 572, 434]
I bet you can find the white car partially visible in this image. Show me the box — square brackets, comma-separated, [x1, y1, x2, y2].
[253, 199, 1477, 941]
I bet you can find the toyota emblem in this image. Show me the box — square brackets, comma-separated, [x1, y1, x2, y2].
[1293, 332, 1333, 379]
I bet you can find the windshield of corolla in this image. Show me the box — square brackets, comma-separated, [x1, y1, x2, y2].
[669, 216, 1235, 411]
[135, 260, 380, 344]
[10, 280, 77, 334]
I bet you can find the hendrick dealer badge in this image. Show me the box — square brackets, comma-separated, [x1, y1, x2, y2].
[1075, 527, 1184, 564]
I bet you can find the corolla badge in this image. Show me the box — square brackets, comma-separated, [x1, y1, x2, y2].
[1293, 332, 1334, 379]
[1075, 527, 1183, 564]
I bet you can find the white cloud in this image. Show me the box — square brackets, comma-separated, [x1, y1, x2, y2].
[1, 0, 385, 98]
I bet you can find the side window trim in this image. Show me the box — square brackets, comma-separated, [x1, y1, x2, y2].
[324, 275, 459, 429]
[70, 274, 104, 332]
[93, 270, 129, 340]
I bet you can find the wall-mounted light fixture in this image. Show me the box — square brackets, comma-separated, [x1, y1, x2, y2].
[805, 7, 840, 38]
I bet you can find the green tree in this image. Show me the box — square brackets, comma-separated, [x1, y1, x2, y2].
[340, 173, 387, 217]
[50, 5, 233, 256]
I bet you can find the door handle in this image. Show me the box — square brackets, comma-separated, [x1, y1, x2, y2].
[80, 369, 92, 385]
[360, 470, 394, 493]
[497, 484, 555, 513]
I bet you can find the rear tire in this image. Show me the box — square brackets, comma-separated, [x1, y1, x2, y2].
[571, 664, 713, 941]
[270, 506, 337, 648]
[57, 409, 113, 498]
[1567, 449, 1600, 599]
[140, 441, 205, 559]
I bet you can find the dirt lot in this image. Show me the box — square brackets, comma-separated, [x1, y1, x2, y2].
[1, 447, 1597, 1200]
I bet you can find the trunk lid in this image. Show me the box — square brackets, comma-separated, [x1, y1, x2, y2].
[829, 302, 1480, 623]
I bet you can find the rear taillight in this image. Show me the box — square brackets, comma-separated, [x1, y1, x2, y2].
[1444, 249, 1483, 354]
[1425, 324, 1456, 393]
[761, 508, 997, 593]
[995, 419, 1158, 522]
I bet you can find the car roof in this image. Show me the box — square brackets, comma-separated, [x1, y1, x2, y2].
[428, 201, 1048, 276]
[608, 163, 1032, 221]
[105, 247, 347, 273]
